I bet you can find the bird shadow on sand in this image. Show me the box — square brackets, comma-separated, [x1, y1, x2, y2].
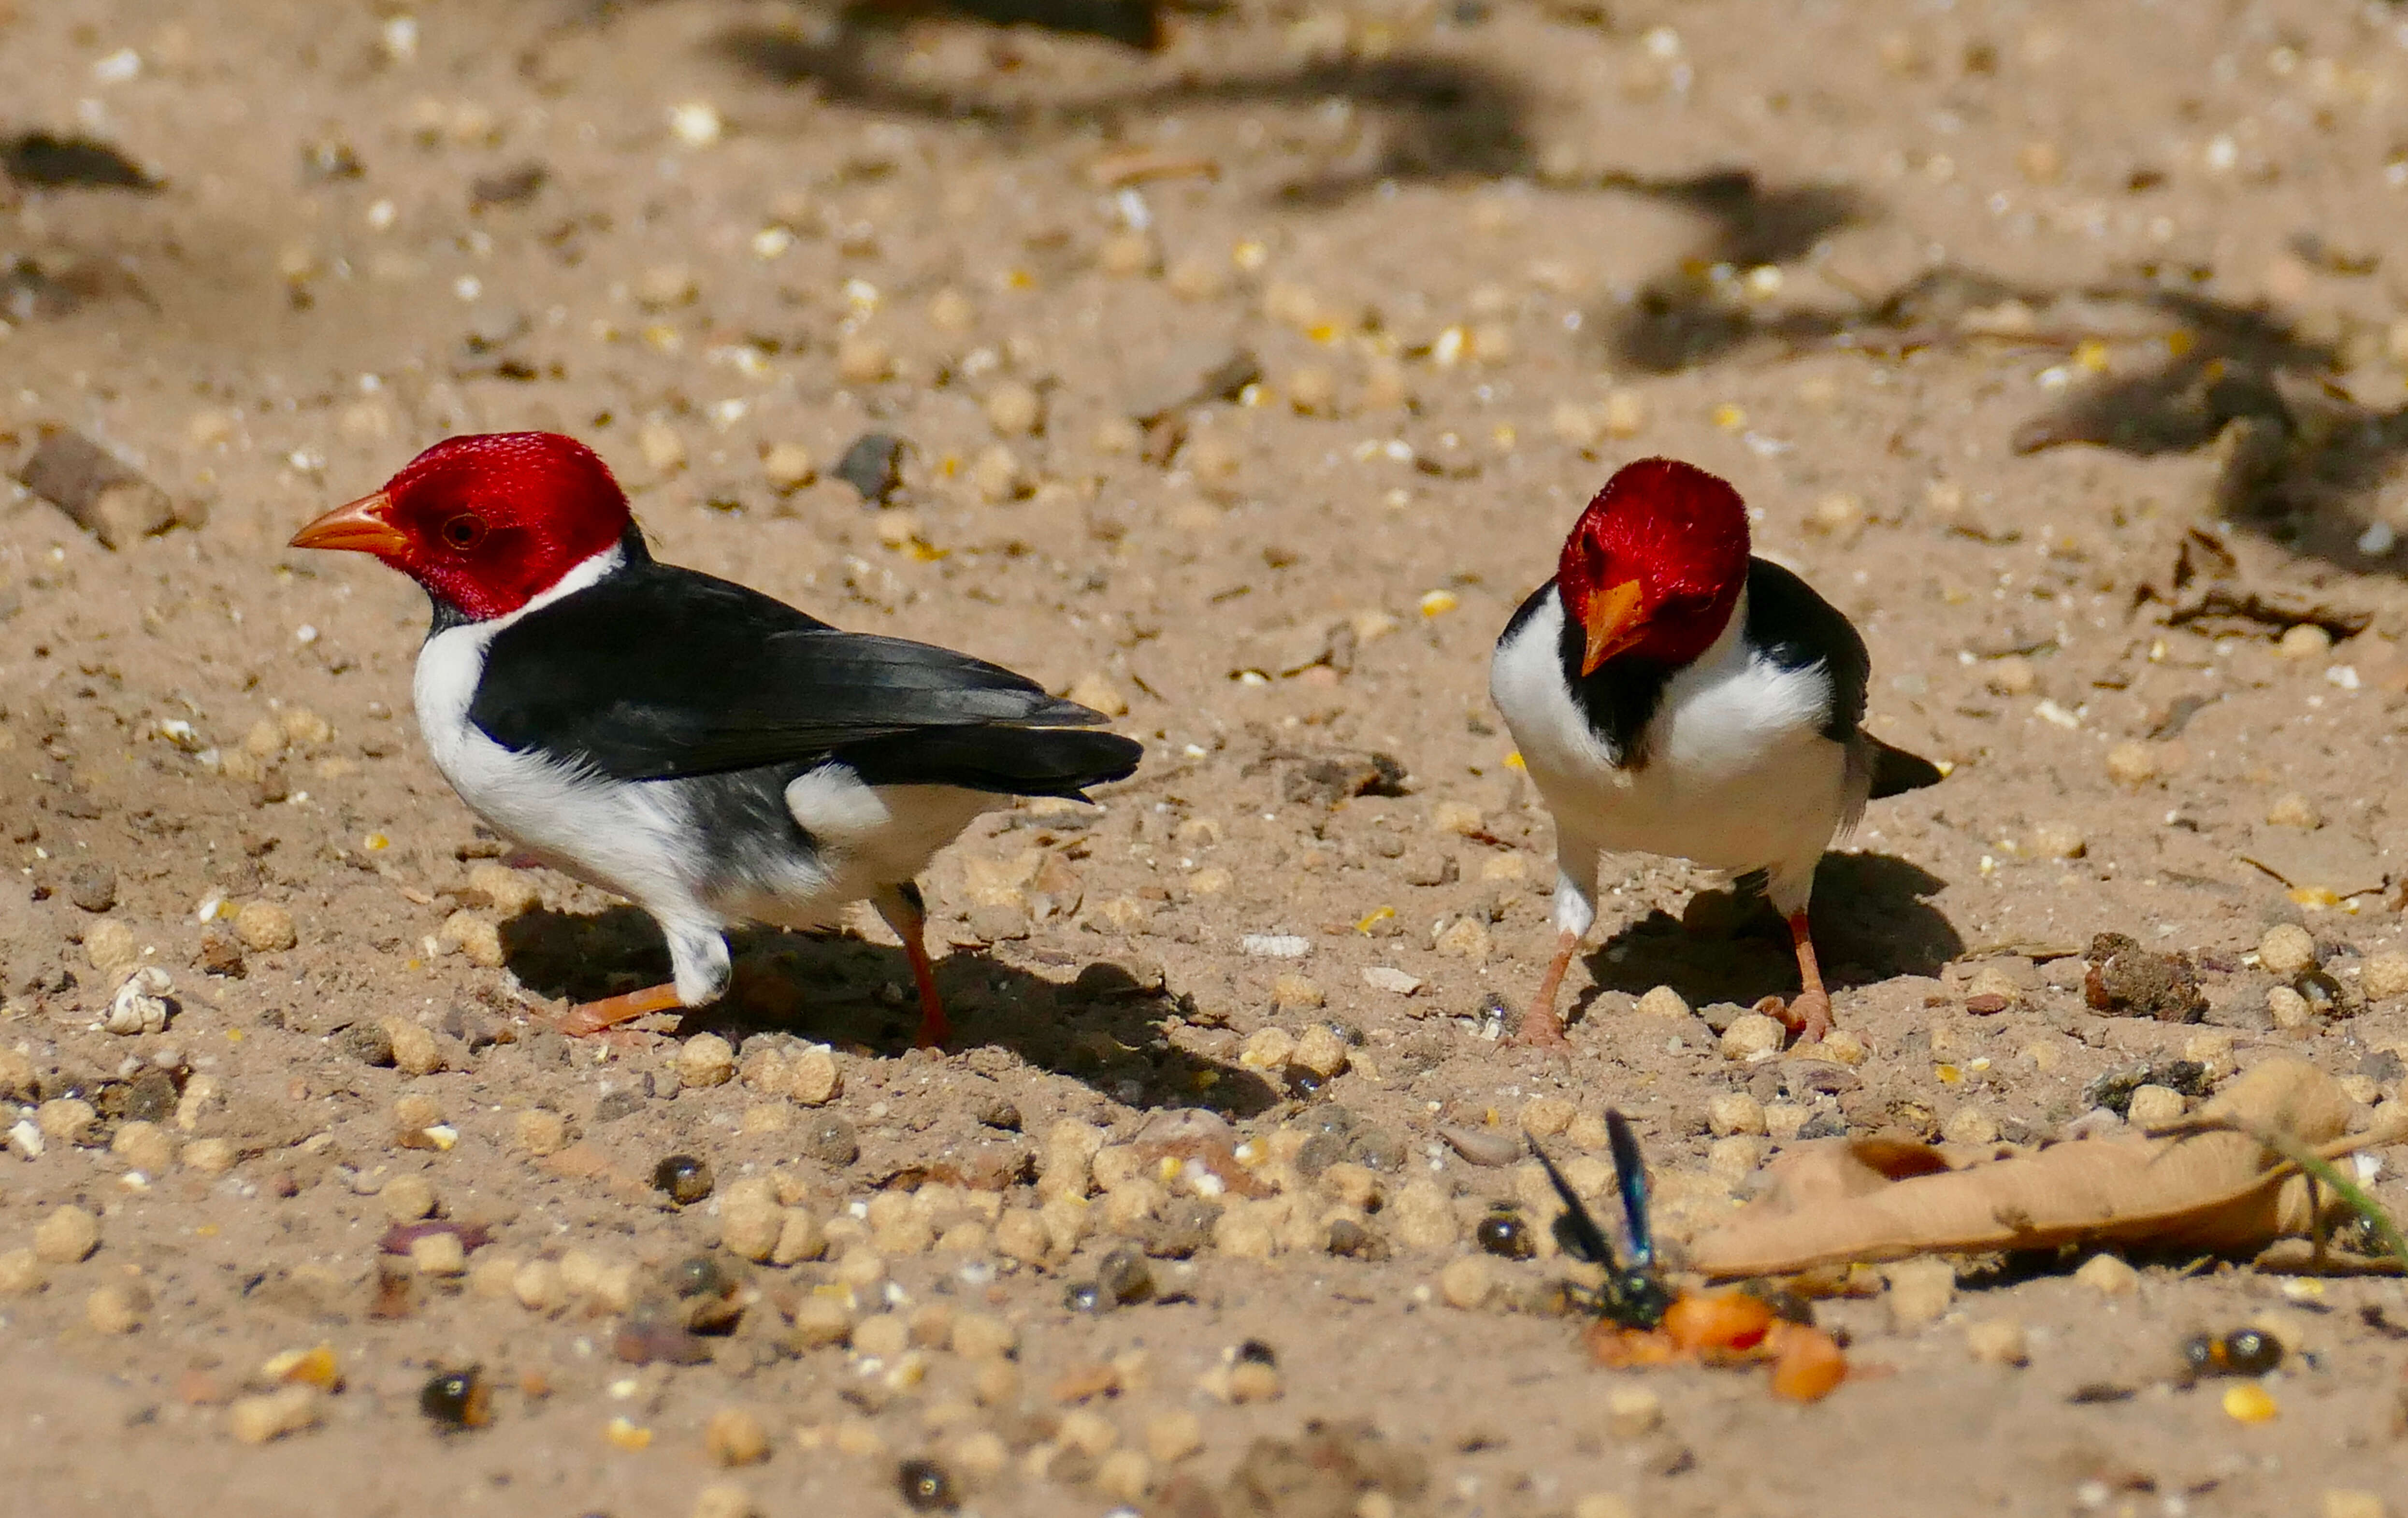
[497, 904, 1281, 1116]
[713, 14, 1534, 206]
[1564, 853, 1961, 1024]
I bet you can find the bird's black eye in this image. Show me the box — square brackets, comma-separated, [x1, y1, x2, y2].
[439, 513, 487, 550]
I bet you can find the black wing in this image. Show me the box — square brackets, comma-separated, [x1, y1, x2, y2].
[1743, 557, 1869, 746]
[469, 557, 1131, 786]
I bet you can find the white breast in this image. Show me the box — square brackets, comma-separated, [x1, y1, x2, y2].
[1491, 587, 1853, 902]
[411, 547, 707, 920]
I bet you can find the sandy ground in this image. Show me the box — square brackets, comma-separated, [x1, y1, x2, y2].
[4, 0, 2408, 1513]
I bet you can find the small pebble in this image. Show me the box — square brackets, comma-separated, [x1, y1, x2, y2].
[1520, 1097, 1576, 1138]
[1290, 1024, 1349, 1077]
[984, 383, 1042, 437]
[233, 901, 298, 952]
[1940, 1105, 1999, 1145]
[34, 1205, 100, 1264]
[836, 335, 894, 385]
[383, 1017, 444, 1076]
[2321, 1493, 2386, 1518]
[113, 1120, 174, 1174]
[182, 1137, 237, 1175]
[1706, 1093, 1765, 1137]
[1238, 1028, 1296, 1070]
[37, 1098, 97, 1146]
[1226, 1360, 1282, 1403]
[1635, 985, 1691, 1019]
[2262, 986, 2313, 1031]
[787, 1047, 841, 1106]
[1885, 1258, 1956, 1328]
[411, 1231, 468, 1278]
[1145, 1409, 1204, 1464]
[707, 1407, 773, 1467]
[678, 1033, 736, 1088]
[66, 862, 118, 913]
[1964, 1319, 2030, 1367]
[1271, 975, 1326, 1012]
[2265, 792, 2323, 830]
[2105, 741, 2158, 787]
[720, 1199, 784, 1263]
[436, 910, 504, 967]
[0, 1248, 43, 1296]
[691, 1483, 760, 1518]
[2125, 1084, 2187, 1128]
[1435, 1251, 1493, 1308]
[1720, 1013, 1785, 1061]
[1984, 656, 2037, 697]
[2361, 952, 2408, 1002]
[2259, 924, 2320, 978]
[2074, 1253, 2139, 1296]
[1604, 1385, 1662, 1439]
[762, 443, 816, 492]
[2028, 822, 2087, 859]
[1095, 1449, 1153, 1502]
[84, 918, 140, 979]
[228, 1384, 319, 1443]
[514, 1108, 569, 1156]
[87, 1279, 150, 1335]
[1705, 1135, 1764, 1183]
[382, 1173, 437, 1222]
[2274, 624, 2333, 660]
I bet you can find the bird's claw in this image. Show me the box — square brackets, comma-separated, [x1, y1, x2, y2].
[1755, 991, 1832, 1048]
[1507, 1009, 1574, 1054]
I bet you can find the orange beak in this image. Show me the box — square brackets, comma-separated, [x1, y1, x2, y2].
[1579, 580, 1647, 675]
[290, 490, 407, 556]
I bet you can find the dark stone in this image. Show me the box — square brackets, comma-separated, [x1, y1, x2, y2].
[652, 1154, 713, 1205]
[470, 162, 547, 208]
[119, 1068, 178, 1123]
[65, 862, 116, 913]
[1141, 1197, 1221, 1259]
[592, 1089, 645, 1123]
[801, 1113, 860, 1168]
[196, 930, 245, 978]
[1094, 1247, 1154, 1306]
[337, 1022, 395, 1067]
[833, 432, 907, 504]
[1343, 1125, 1407, 1173]
[2083, 932, 2207, 1022]
[974, 1096, 1022, 1131]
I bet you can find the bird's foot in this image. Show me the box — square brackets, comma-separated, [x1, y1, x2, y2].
[1755, 991, 1832, 1047]
[1506, 1005, 1573, 1053]
[556, 981, 684, 1038]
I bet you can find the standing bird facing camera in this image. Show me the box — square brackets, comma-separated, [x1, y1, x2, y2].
[291, 432, 1141, 1045]
[1489, 458, 1944, 1050]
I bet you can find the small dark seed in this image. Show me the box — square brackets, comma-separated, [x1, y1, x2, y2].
[670, 1255, 732, 1300]
[2221, 1328, 2282, 1376]
[1326, 1217, 1377, 1257]
[897, 1456, 958, 1511]
[1474, 1211, 1533, 1260]
[1096, 1247, 1154, 1306]
[652, 1154, 713, 1205]
[1235, 1338, 1277, 1366]
[419, 1368, 490, 1429]
[801, 1114, 860, 1168]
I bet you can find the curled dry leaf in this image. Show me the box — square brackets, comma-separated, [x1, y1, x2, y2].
[1689, 1059, 2390, 1279]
